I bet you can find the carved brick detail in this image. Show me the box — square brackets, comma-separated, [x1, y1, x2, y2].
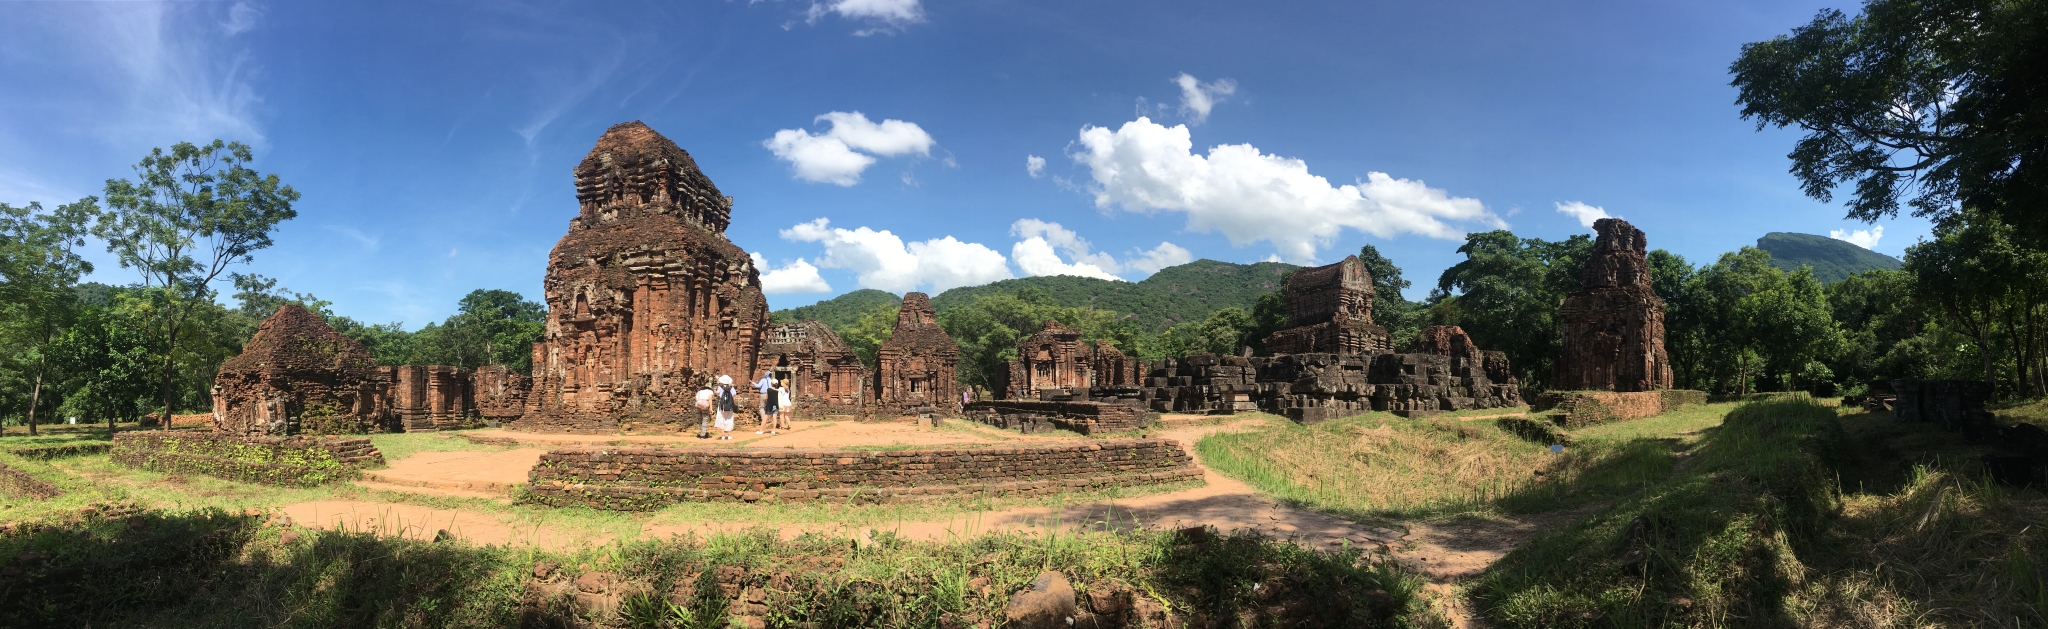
[871, 293, 959, 415]
[1262, 255, 1393, 355]
[755, 319, 867, 418]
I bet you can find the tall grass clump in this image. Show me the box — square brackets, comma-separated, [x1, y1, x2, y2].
[1196, 414, 1678, 521]
[1473, 397, 1851, 627]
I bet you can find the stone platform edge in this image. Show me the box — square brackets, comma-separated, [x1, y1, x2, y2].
[521, 439, 1200, 511]
[1529, 389, 1707, 428]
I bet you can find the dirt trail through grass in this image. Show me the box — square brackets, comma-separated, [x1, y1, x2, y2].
[280, 419, 1579, 596]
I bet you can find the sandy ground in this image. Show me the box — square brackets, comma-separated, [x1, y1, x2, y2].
[290, 415, 1565, 626]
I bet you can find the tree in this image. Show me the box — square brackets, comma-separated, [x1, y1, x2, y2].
[0, 198, 99, 435]
[49, 292, 158, 432]
[1159, 307, 1254, 357]
[1731, 0, 2048, 242]
[1685, 248, 1841, 395]
[1902, 211, 2037, 394]
[1357, 244, 1423, 345]
[410, 289, 548, 371]
[94, 140, 299, 428]
[1432, 230, 1593, 390]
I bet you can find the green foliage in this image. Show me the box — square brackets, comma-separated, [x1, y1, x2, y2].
[1668, 247, 1842, 395]
[928, 259, 1296, 331]
[770, 288, 901, 329]
[110, 432, 362, 487]
[0, 197, 98, 435]
[1754, 231, 1903, 284]
[406, 289, 548, 372]
[1902, 210, 2048, 394]
[93, 140, 300, 423]
[1730, 0, 2048, 242]
[836, 302, 901, 369]
[936, 287, 1149, 390]
[1431, 230, 1594, 390]
[1158, 307, 1254, 357]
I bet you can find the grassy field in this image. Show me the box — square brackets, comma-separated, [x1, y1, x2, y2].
[1472, 398, 2048, 628]
[1194, 405, 1730, 522]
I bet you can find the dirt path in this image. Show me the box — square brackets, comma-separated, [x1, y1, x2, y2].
[289, 417, 1571, 625]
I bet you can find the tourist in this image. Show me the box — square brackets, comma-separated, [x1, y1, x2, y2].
[753, 372, 778, 435]
[760, 380, 783, 435]
[693, 379, 715, 439]
[714, 375, 739, 440]
[771, 381, 793, 433]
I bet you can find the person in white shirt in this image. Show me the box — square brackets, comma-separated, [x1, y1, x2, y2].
[714, 375, 739, 440]
[752, 372, 778, 435]
[693, 381, 715, 439]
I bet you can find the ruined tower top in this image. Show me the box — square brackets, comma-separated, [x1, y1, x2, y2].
[220, 304, 378, 377]
[1282, 255, 1375, 329]
[572, 120, 734, 234]
[1581, 218, 1651, 291]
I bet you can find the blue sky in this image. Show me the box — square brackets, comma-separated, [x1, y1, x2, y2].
[0, 0, 1922, 328]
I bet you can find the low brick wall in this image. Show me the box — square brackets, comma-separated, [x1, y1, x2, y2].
[2, 441, 111, 460]
[963, 401, 1150, 435]
[1530, 389, 1707, 428]
[111, 432, 385, 487]
[524, 439, 1199, 510]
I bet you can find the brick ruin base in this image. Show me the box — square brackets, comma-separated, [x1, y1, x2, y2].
[1529, 390, 1706, 428]
[962, 400, 1151, 435]
[1131, 347, 1523, 425]
[111, 432, 385, 487]
[522, 440, 1198, 510]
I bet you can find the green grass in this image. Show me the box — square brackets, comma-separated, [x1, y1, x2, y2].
[366, 432, 515, 461]
[1195, 408, 1698, 523]
[0, 505, 1437, 628]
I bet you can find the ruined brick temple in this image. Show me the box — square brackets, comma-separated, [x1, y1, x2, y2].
[516, 121, 771, 432]
[871, 293, 961, 415]
[1554, 218, 1673, 392]
[995, 320, 1140, 400]
[213, 304, 386, 436]
[969, 258, 1524, 430]
[755, 319, 867, 418]
[213, 305, 488, 435]
[1263, 255, 1395, 355]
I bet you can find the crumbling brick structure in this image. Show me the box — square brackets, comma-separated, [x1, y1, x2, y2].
[997, 321, 1140, 400]
[1555, 218, 1674, 392]
[471, 365, 529, 425]
[1263, 255, 1394, 355]
[380, 365, 477, 431]
[212, 305, 386, 436]
[519, 121, 769, 432]
[963, 400, 1151, 435]
[523, 439, 1197, 509]
[870, 293, 960, 416]
[756, 319, 867, 419]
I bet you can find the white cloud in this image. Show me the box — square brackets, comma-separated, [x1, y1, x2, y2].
[749, 253, 832, 294]
[1830, 225, 1884, 249]
[1554, 201, 1613, 228]
[1069, 117, 1500, 263]
[1009, 219, 1123, 281]
[220, 2, 260, 36]
[764, 111, 934, 186]
[1126, 242, 1195, 274]
[1026, 154, 1046, 178]
[90, 2, 266, 147]
[804, 0, 925, 34]
[781, 218, 1011, 293]
[1173, 73, 1236, 125]
[321, 225, 379, 251]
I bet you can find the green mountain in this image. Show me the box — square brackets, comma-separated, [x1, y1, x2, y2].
[770, 259, 1299, 333]
[768, 288, 900, 330]
[1755, 232, 1903, 284]
[931, 259, 1297, 331]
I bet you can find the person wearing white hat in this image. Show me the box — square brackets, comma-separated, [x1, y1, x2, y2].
[713, 374, 739, 440]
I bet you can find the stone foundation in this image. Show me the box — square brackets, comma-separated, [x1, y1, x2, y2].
[111, 432, 384, 487]
[522, 439, 1198, 510]
[963, 400, 1151, 435]
[1529, 390, 1705, 427]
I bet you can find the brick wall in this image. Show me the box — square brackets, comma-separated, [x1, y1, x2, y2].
[111, 431, 385, 487]
[1530, 390, 1705, 428]
[963, 400, 1150, 435]
[523, 439, 1199, 510]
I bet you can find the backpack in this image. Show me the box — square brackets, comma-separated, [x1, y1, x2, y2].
[718, 386, 737, 412]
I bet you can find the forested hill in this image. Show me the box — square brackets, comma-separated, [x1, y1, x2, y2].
[769, 259, 1297, 332]
[767, 289, 900, 330]
[1755, 232, 1903, 284]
